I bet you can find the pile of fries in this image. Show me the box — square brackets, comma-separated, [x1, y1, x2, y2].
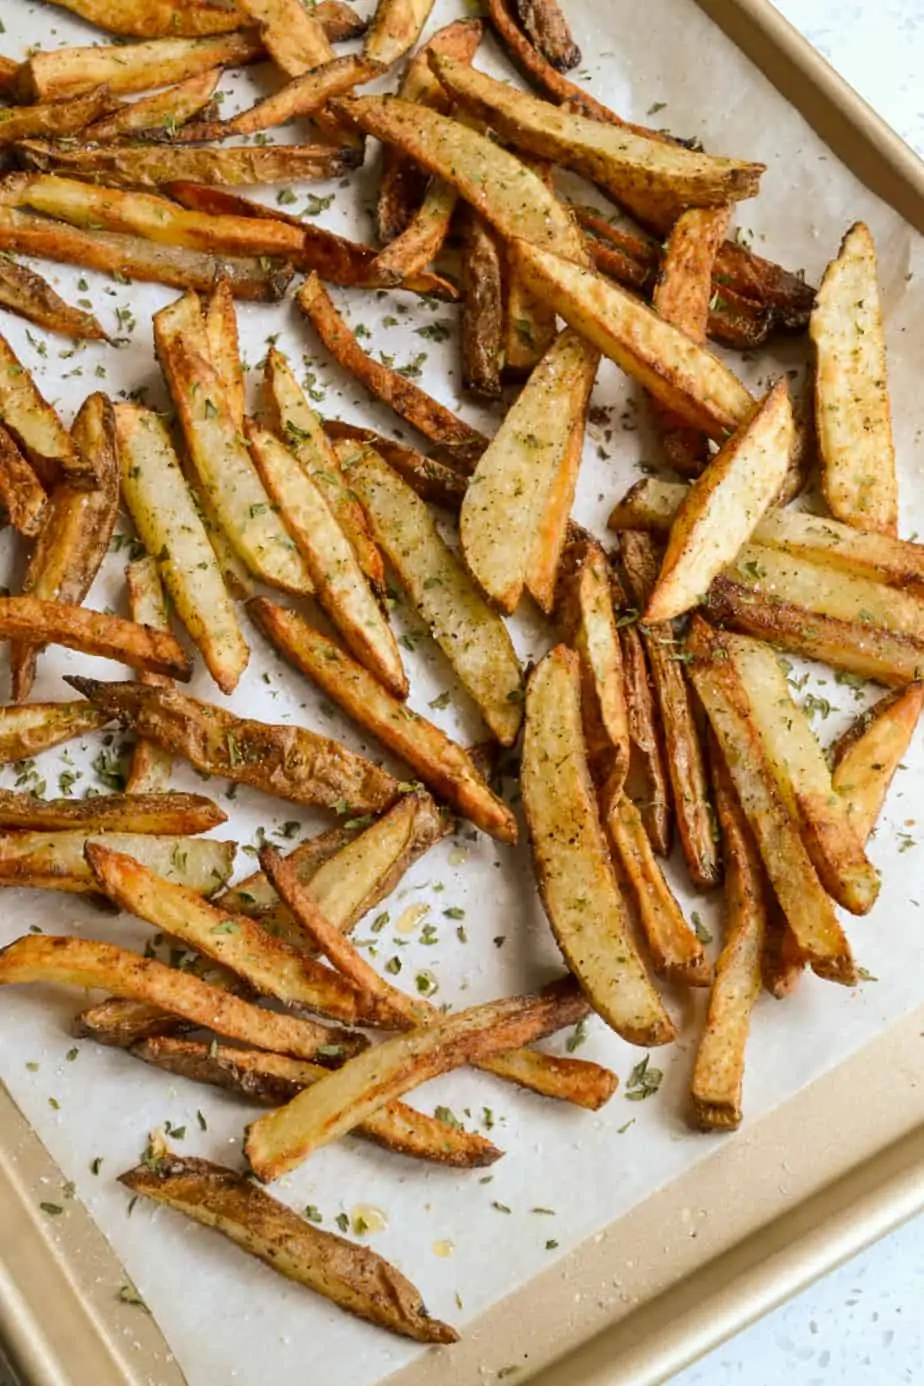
[0, 0, 919, 1349]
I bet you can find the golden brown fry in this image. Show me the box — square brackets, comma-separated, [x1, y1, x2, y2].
[315, 0, 369, 43]
[761, 903, 805, 999]
[15, 31, 262, 102]
[485, 0, 621, 120]
[245, 976, 592, 1179]
[502, 156, 558, 379]
[364, 0, 435, 66]
[0, 935, 361, 1062]
[41, 0, 245, 38]
[77, 998, 199, 1048]
[0, 832, 235, 895]
[522, 645, 676, 1043]
[124, 559, 173, 793]
[831, 684, 924, 842]
[0, 597, 190, 681]
[238, 0, 333, 74]
[298, 274, 487, 469]
[775, 364, 816, 505]
[203, 278, 245, 429]
[513, 0, 579, 69]
[0, 425, 46, 538]
[0, 90, 120, 146]
[0, 256, 105, 342]
[460, 210, 504, 399]
[367, 178, 457, 287]
[86, 69, 222, 141]
[687, 618, 856, 984]
[248, 599, 517, 842]
[217, 55, 380, 137]
[120, 1154, 456, 1342]
[0, 332, 91, 491]
[19, 139, 359, 190]
[131, 1037, 503, 1167]
[66, 676, 400, 814]
[0, 702, 110, 765]
[325, 420, 467, 510]
[0, 790, 224, 835]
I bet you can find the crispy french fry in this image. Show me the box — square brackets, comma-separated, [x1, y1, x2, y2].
[618, 530, 718, 888]
[86, 69, 222, 141]
[201, 278, 245, 436]
[0, 332, 92, 491]
[66, 676, 400, 814]
[298, 275, 487, 469]
[131, 1037, 503, 1166]
[116, 406, 250, 696]
[340, 442, 524, 744]
[364, 0, 435, 66]
[367, 178, 457, 286]
[687, 618, 856, 984]
[460, 328, 598, 613]
[0, 702, 110, 764]
[19, 139, 359, 189]
[0, 936, 361, 1062]
[0, 597, 190, 681]
[120, 1153, 456, 1342]
[512, 241, 755, 441]
[513, 0, 580, 69]
[0, 425, 46, 538]
[761, 902, 805, 998]
[244, 976, 592, 1179]
[608, 476, 689, 534]
[831, 684, 924, 842]
[811, 222, 896, 535]
[316, 0, 369, 42]
[238, 0, 333, 74]
[775, 364, 816, 506]
[460, 210, 504, 399]
[0, 256, 105, 342]
[691, 738, 765, 1130]
[248, 599, 517, 842]
[77, 998, 199, 1047]
[124, 557, 174, 794]
[247, 426, 407, 698]
[41, 0, 245, 38]
[502, 157, 558, 379]
[324, 420, 467, 511]
[15, 31, 263, 102]
[154, 292, 313, 595]
[0, 831, 234, 895]
[217, 55, 379, 137]
[0, 790, 224, 835]
[522, 645, 676, 1043]
[0, 90, 120, 146]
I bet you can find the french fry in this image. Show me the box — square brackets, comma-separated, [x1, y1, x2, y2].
[686, 618, 856, 984]
[0, 790, 224, 835]
[14, 31, 263, 102]
[0, 332, 92, 491]
[0, 90, 121, 146]
[607, 792, 709, 984]
[19, 139, 359, 190]
[77, 998, 199, 1048]
[123, 558, 174, 794]
[0, 256, 105, 342]
[0, 597, 190, 681]
[618, 530, 718, 888]
[513, 0, 579, 69]
[0, 936, 361, 1062]
[85, 843, 392, 1026]
[203, 278, 245, 430]
[831, 684, 924, 842]
[607, 476, 689, 534]
[761, 903, 806, 998]
[154, 291, 313, 595]
[116, 406, 250, 696]
[0, 702, 110, 764]
[512, 241, 755, 440]
[486, 0, 608, 112]
[460, 329, 598, 613]
[247, 600, 517, 843]
[459, 210, 504, 399]
[775, 364, 816, 506]
[429, 55, 764, 218]
[502, 156, 558, 378]
[120, 1154, 456, 1343]
[244, 976, 594, 1179]
[645, 380, 793, 623]
[298, 276, 487, 469]
[522, 645, 676, 1043]
[247, 426, 407, 698]
[324, 420, 466, 511]
[367, 178, 457, 287]
[238, 0, 333, 74]
[0, 208, 294, 302]
[339, 442, 524, 744]
[811, 222, 896, 535]
[691, 737, 765, 1130]
[85, 69, 222, 141]
[0, 425, 46, 538]
[42, 0, 245, 38]
[66, 676, 401, 814]
[0, 831, 235, 895]
[218, 55, 380, 137]
[364, 0, 435, 67]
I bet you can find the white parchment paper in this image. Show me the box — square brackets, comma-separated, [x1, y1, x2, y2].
[1, 2, 923, 1384]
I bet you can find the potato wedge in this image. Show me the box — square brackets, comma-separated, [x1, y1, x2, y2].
[203, 277, 245, 431]
[760, 897, 805, 999]
[247, 425, 406, 698]
[501, 155, 558, 379]
[460, 328, 598, 613]
[368, 178, 457, 287]
[0, 90, 121, 146]
[0, 256, 105, 342]
[316, 0, 370, 42]
[340, 442, 524, 744]
[85, 69, 222, 141]
[0, 208, 293, 302]
[618, 530, 718, 888]
[460, 210, 504, 399]
[0, 831, 235, 895]
[66, 676, 400, 815]
[244, 976, 591, 1179]
[324, 420, 467, 512]
[486, 0, 608, 112]
[263, 348, 385, 598]
[0, 703, 110, 764]
[218, 55, 379, 137]
[687, 618, 856, 984]
[42, 0, 245, 37]
[0, 332, 91, 491]
[513, 0, 580, 69]
[120, 567, 172, 792]
[238, 0, 333, 74]
[430, 55, 764, 218]
[85, 844, 390, 1026]
[19, 139, 358, 190]
[811, 222, 896, 535]
[0, 936, 360, 1062]
[0, 425, 46, 538]
[297, 274, 488, 469]
[364, 0, 435, 66]
[645, 380, 792, 623]
[15, 31, 263, 102]
[512, 241, 755, 441]
[154, 292, 313, 596]
[607, 477, 688, 534]
[0, 597, 190, 681]
[691, 738, 765, 1130]
[120, 1153, 455, 1342]
[831, 684, 924, 842]
[522, 645, 676, 1043]
[334, 95, 589, 266]
[248, 600, 517, 842]
[0, 790, 224, 835]
[116, 406, 249, 696]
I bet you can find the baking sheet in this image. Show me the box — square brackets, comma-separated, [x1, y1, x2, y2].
[0, 3, 923, 1386]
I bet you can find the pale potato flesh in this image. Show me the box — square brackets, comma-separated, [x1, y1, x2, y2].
[0, 831, 235, 895]
[832, 684, 924, 841]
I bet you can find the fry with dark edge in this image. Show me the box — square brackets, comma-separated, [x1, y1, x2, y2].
[0, 256, 106, 342]
[218, 55, 381, 137]
[248, 599, 517, 843]
[131, 1037, 503, 1167]
[18, 140, 359, 191]
[85, 69, 222, 141]
[204, 277, 245, 430]
[0, 790, 224, 835]
[40, 0, 245, 38]
[120, 1154, 457, 1342]
[460, 209, 504, 398]
[0, 426, 46, 539]
[0, 333, 92, 491]
[0, 703, 110, 765]
[0, 90, 121, 145]
[0, 598, 190, 681]
[238, 0, 334, 75]
[367, 178, 457, 288]
[65, 677, 400, 815]
[502, 156, 559, 378]
[314, 0, 369, 41]
[831, 684, 924, 842]
[103, 549, 170, 776]
[297, 275, 488, 470]
[513, 0, 580, 69]
[0, 936, 362, 1062]
[324, 420, 466, 510]
[761, 900, 806, 1000]
[364, 0, 435, 67]
[0, 832, 235, 895]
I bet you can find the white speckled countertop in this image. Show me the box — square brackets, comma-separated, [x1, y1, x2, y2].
[670, 7, 924, 1385]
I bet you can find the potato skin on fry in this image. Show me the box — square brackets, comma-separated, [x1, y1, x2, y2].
[0, 831, 235, 896]
[0, 790, 224, 835]
[42, 0, 246, 38]
[0, 256, 105, 343]
[16, 31, 264, 102]
[0, 597, 190, 681]
[0, 426, 46, 540]
[0, 703, 110, 765]
[19, 139, 359, 190]
[831, 684, 924, 842]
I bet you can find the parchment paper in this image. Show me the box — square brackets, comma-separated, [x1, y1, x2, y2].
[1, 2, 923, 1385]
